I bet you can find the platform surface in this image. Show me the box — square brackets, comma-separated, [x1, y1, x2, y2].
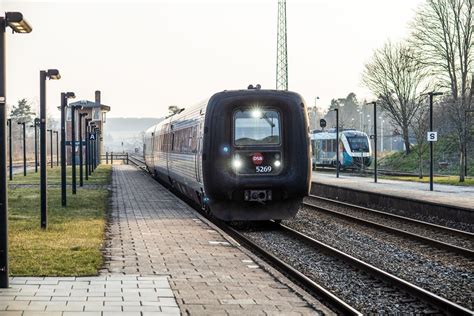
[312, 171, 474, 210]
[104, 164, 326, 315]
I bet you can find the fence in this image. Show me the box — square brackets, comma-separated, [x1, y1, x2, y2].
[102, 152, 129, 165]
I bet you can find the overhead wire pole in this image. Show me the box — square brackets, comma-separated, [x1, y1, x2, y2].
[276, 0, 288, 91]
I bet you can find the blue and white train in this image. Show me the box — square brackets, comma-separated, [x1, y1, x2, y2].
[310, 129, 372, 170]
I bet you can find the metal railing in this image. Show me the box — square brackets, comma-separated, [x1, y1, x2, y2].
[102, 152, 129, 165]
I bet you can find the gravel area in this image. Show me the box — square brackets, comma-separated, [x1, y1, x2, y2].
[283, 207, 474, 310]
[305, 196, 474, 250]
[239, 224, 439, 314]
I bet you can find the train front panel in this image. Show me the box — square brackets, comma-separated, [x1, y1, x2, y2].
[202, 90, 310, 221]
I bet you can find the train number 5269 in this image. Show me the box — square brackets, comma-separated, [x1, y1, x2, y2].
[255, 166, 272, 173]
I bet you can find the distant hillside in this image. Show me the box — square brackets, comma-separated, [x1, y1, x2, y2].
[106, 117, 163, 132]
[104, 117, 163, 152]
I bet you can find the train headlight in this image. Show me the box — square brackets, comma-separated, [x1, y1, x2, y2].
[274, 160, 281, 168]
[251, 109, 262, 118]
[232, 158, 242, 169]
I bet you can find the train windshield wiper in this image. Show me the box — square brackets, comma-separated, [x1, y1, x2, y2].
[261, 113, 276, 128]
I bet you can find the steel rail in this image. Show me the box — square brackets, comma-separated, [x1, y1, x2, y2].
[307, 195, 473, 253]
[309, 194, 473, 237]
[278, 223, 474, 316]
[303, 200, 474, 258]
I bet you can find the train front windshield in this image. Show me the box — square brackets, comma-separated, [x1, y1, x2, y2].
[234, 109, 280, 146]
[347, 136, 369, 152]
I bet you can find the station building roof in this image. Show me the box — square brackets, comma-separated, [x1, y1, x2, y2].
[69, 100, 111, 112]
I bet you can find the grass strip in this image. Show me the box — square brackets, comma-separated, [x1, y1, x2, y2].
[8, 164, 112, 276]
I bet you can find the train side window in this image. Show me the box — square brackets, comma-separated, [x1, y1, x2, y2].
[171, 133, 175, 151]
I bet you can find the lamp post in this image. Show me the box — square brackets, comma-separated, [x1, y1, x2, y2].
[53, 131, 59, 166]
[18, 121, 26, 176]
[7, 119, 12, 180]
[30, 118, 39, 172]
[427, 92, 443, 191]
[79, 113, 87, 186]
[85, 118, 91, 180]
[60, 92, 75, 207]
[334, 108, 340, 178]
[70, 105, 82, 194]
[40, 69, 61, 229]
[89, 123, 96, 174]
[1, 11, 33, 288]
[96, 128, 101, 169]
[47, 129, 53, 168]
[369, 102, 377, 183]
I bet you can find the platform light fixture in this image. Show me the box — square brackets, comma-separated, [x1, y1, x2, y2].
[5, 12, 32, 33]
[1, 11, 33, 289]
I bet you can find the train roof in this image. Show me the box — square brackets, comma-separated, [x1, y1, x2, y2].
[310, 129, 368, 140]
[144, 88, 305, 135]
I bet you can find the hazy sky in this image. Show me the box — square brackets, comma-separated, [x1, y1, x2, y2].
[2, 0, 424, 118]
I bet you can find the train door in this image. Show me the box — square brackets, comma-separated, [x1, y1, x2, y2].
[150, 127, 155, 171]
[195, 124, 203, 183]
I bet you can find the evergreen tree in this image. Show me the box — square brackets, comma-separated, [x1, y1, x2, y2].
[9, 98, 35, 124]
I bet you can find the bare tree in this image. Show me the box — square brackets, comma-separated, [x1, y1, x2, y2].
[362, 41, 431, 154]
[410, 0, 473, 181]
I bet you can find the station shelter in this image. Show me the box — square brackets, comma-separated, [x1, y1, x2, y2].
[66, 91, 110, 164]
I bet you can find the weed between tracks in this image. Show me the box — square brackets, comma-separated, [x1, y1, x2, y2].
[7, 165, 112, 276]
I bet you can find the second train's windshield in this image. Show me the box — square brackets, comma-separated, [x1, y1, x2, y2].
[234, 109, 280, 146]
[347, 136, 369, 152]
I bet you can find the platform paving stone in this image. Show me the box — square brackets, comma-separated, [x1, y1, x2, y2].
[0, 274, 178, 315]
[0, 165, 333, 315]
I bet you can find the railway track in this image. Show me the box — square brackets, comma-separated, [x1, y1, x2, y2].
[128, 158, 473, 314]
[225, 221, 473, 315]
[128, 155, 146, 169]
[305, 195, 474, 258]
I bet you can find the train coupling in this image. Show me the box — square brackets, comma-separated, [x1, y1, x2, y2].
[244, 190, 272, 202]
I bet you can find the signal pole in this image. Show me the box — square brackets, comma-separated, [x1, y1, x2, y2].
[276, 0, 288, 91]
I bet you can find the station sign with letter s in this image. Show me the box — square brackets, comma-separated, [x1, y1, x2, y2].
[427, 132, 438, 142]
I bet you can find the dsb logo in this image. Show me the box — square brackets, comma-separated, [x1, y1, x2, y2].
[252, 153, 264, 165]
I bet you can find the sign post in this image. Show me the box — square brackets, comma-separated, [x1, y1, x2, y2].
[428, 92, 443, 192]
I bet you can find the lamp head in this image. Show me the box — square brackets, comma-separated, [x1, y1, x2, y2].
[5, 12, 32, 33]
[46, 69, 61, 80]
[65, 92, 75, 99]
